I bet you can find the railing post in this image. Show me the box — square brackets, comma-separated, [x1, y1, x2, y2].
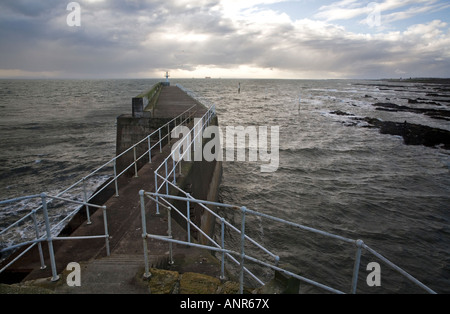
[167, 205, 174, 265]
[159, 129, 162, 153]
[133, 147, 138, 178]
[113, 159, 119, 197]
[140, 190, 151, 279]
[351, 239, 364, 294]
[173, 157, 177, 185]
[148, 136, 152, 163]
[31, 210, 46, 270]
[165, 160, 169, 194]
[186, 194, 191, 243]
[102, 206, 110, 256]
[220, 217, 225, 281]
[82, 177, 92, 225]
[167, 124, 171, 145]
[239, 206, 247, 294]
[193, 122, 197, 153]
[154, 172, 160, 215]
[41, 193, 59, 282]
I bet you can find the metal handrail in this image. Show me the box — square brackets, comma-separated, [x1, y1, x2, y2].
[153, 102, 216, 214]
[1, 102, 196, 230]
[0, 99, 198, 278]
[153, 172, 280, 265]
[75, 103, 197, 201]
[141, 192, 437, 294]
[143, 192, 266, 286]
[0, 193, 109, 281]
[142, 95, 295, 291]
[151, 99, 279, 263]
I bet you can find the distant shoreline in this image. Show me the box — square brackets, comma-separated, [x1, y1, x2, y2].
[383, 78, 450, 84]
[1, 77, 449, 82]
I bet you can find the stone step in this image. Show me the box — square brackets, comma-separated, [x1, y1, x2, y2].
[90, 254, 171, 269]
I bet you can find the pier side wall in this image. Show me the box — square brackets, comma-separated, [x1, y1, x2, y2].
[115, 115, 172, 175]
[167, 116, 222, 245]
[116, 114, 222, 244]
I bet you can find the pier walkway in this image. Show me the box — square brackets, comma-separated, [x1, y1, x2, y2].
[2, 85, 438, 295]
[152, 86, 207, 118]
[1, 85, 220, 294]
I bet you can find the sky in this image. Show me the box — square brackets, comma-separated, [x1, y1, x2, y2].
[0, 0, 449, 79]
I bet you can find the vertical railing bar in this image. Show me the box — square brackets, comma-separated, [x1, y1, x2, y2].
[31, 210, 46, 270]
[186, 194, 191, 243]
[140, 190, 151, 279]
[239, 206, 247, 294]
[220, 217, 225, 280]
[148, 136, 152, 163]
[159, 129, 162, 153]
[351, 240, 363, 294]
[173, 157, 177, 185]
[82, 178, 92, 225]
[102, 206, 110, 256]
[113, 159, 119, 197]
[167, 206, 174, 265]
[154, 172, 160, 215]
[41, 193, 59, 282]
[165, 160, 169, 194]
[167, 124, 171, 145]
[193, 121, 197, 152]
[133, 147, 138, 178]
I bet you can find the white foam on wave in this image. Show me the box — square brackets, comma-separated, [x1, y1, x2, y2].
[0, 174, 110, 262]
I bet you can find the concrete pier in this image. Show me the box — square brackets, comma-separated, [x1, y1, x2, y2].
[0, 84, 224, 293]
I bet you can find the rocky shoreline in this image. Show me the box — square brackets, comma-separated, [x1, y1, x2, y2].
[328, 79, 450, 150]
[329, 107, 450, 149]
[372, 102, 450, 122]
[359, 117, 450, 150]
[329, 109, 450, 150]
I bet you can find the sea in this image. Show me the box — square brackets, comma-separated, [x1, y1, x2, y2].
[0, 78, 449, 294]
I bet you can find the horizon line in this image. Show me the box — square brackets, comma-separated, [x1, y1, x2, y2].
[1, 76, 449, 81]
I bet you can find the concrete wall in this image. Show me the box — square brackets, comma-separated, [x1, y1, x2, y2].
[132, 83, 163, 118]
[115, 114, 172, 176]
[169, 116, 222, 245]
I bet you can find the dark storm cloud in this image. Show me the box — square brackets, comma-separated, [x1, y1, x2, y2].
[0, 0, 62, 17]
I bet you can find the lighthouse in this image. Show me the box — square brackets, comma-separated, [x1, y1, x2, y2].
[163, 71, 170, 86]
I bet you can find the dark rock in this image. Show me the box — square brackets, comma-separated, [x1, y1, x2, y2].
[359, 118, 450, 149]
[372, 103, 410, 111]
[407, 98, 442, 106]
[372, 103, 450, 121]
[330, 110, 354, 116]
